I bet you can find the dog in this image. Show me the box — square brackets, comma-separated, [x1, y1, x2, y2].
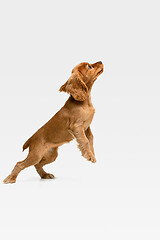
[3, 61, 103, 184]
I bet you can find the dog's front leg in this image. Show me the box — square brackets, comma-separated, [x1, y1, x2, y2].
[69, 126, 96, 163]
[85, 126, 95, 156]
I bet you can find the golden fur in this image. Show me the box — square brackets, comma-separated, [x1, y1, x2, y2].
[3, 61, 103, 184]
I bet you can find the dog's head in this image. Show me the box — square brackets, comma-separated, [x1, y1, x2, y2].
[59, 61, 103, 101]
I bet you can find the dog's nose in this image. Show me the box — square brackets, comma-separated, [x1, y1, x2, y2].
[99, 61, 102, 64]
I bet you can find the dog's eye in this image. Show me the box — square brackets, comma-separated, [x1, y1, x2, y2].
[88, 65, 92, 69]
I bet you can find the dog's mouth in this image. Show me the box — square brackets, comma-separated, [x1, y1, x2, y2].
[97, 68, 103, 76]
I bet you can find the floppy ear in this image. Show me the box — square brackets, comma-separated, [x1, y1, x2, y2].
[59, 73, 88, 101]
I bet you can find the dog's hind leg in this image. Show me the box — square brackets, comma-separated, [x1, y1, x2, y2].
[3, 144, 48, 184]
[34, 147, 58, 179]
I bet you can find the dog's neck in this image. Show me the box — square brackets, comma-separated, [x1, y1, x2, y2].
[85, 94, 93, 107]
[67, 94, 93, 106]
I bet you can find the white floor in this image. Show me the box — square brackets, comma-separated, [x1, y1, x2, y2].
[0, 136, 160, 240]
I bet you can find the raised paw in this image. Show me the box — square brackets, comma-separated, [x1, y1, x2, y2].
[88, 154, 96, 163]
[3, 175, 16, 184]
[41, 173, 55, 179]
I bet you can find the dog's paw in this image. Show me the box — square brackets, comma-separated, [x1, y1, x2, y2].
[41, 173, 55, 179]
[3, 175, 16, 184]
[88, 154, 96, 163]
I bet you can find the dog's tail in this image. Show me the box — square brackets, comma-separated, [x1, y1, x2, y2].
[23, 137, 32, 151]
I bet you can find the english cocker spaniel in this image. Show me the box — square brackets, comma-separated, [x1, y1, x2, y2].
[3, 61, 104, 183]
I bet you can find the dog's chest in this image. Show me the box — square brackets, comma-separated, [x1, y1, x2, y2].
[83, 105, 95, 130]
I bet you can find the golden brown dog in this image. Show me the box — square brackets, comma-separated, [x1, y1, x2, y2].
[3, 61, 103, 184]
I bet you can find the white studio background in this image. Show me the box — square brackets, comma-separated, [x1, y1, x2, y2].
[0, 0, 160, 239]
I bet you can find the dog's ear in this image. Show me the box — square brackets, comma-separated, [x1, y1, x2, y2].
[59, 72, 88, 101]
